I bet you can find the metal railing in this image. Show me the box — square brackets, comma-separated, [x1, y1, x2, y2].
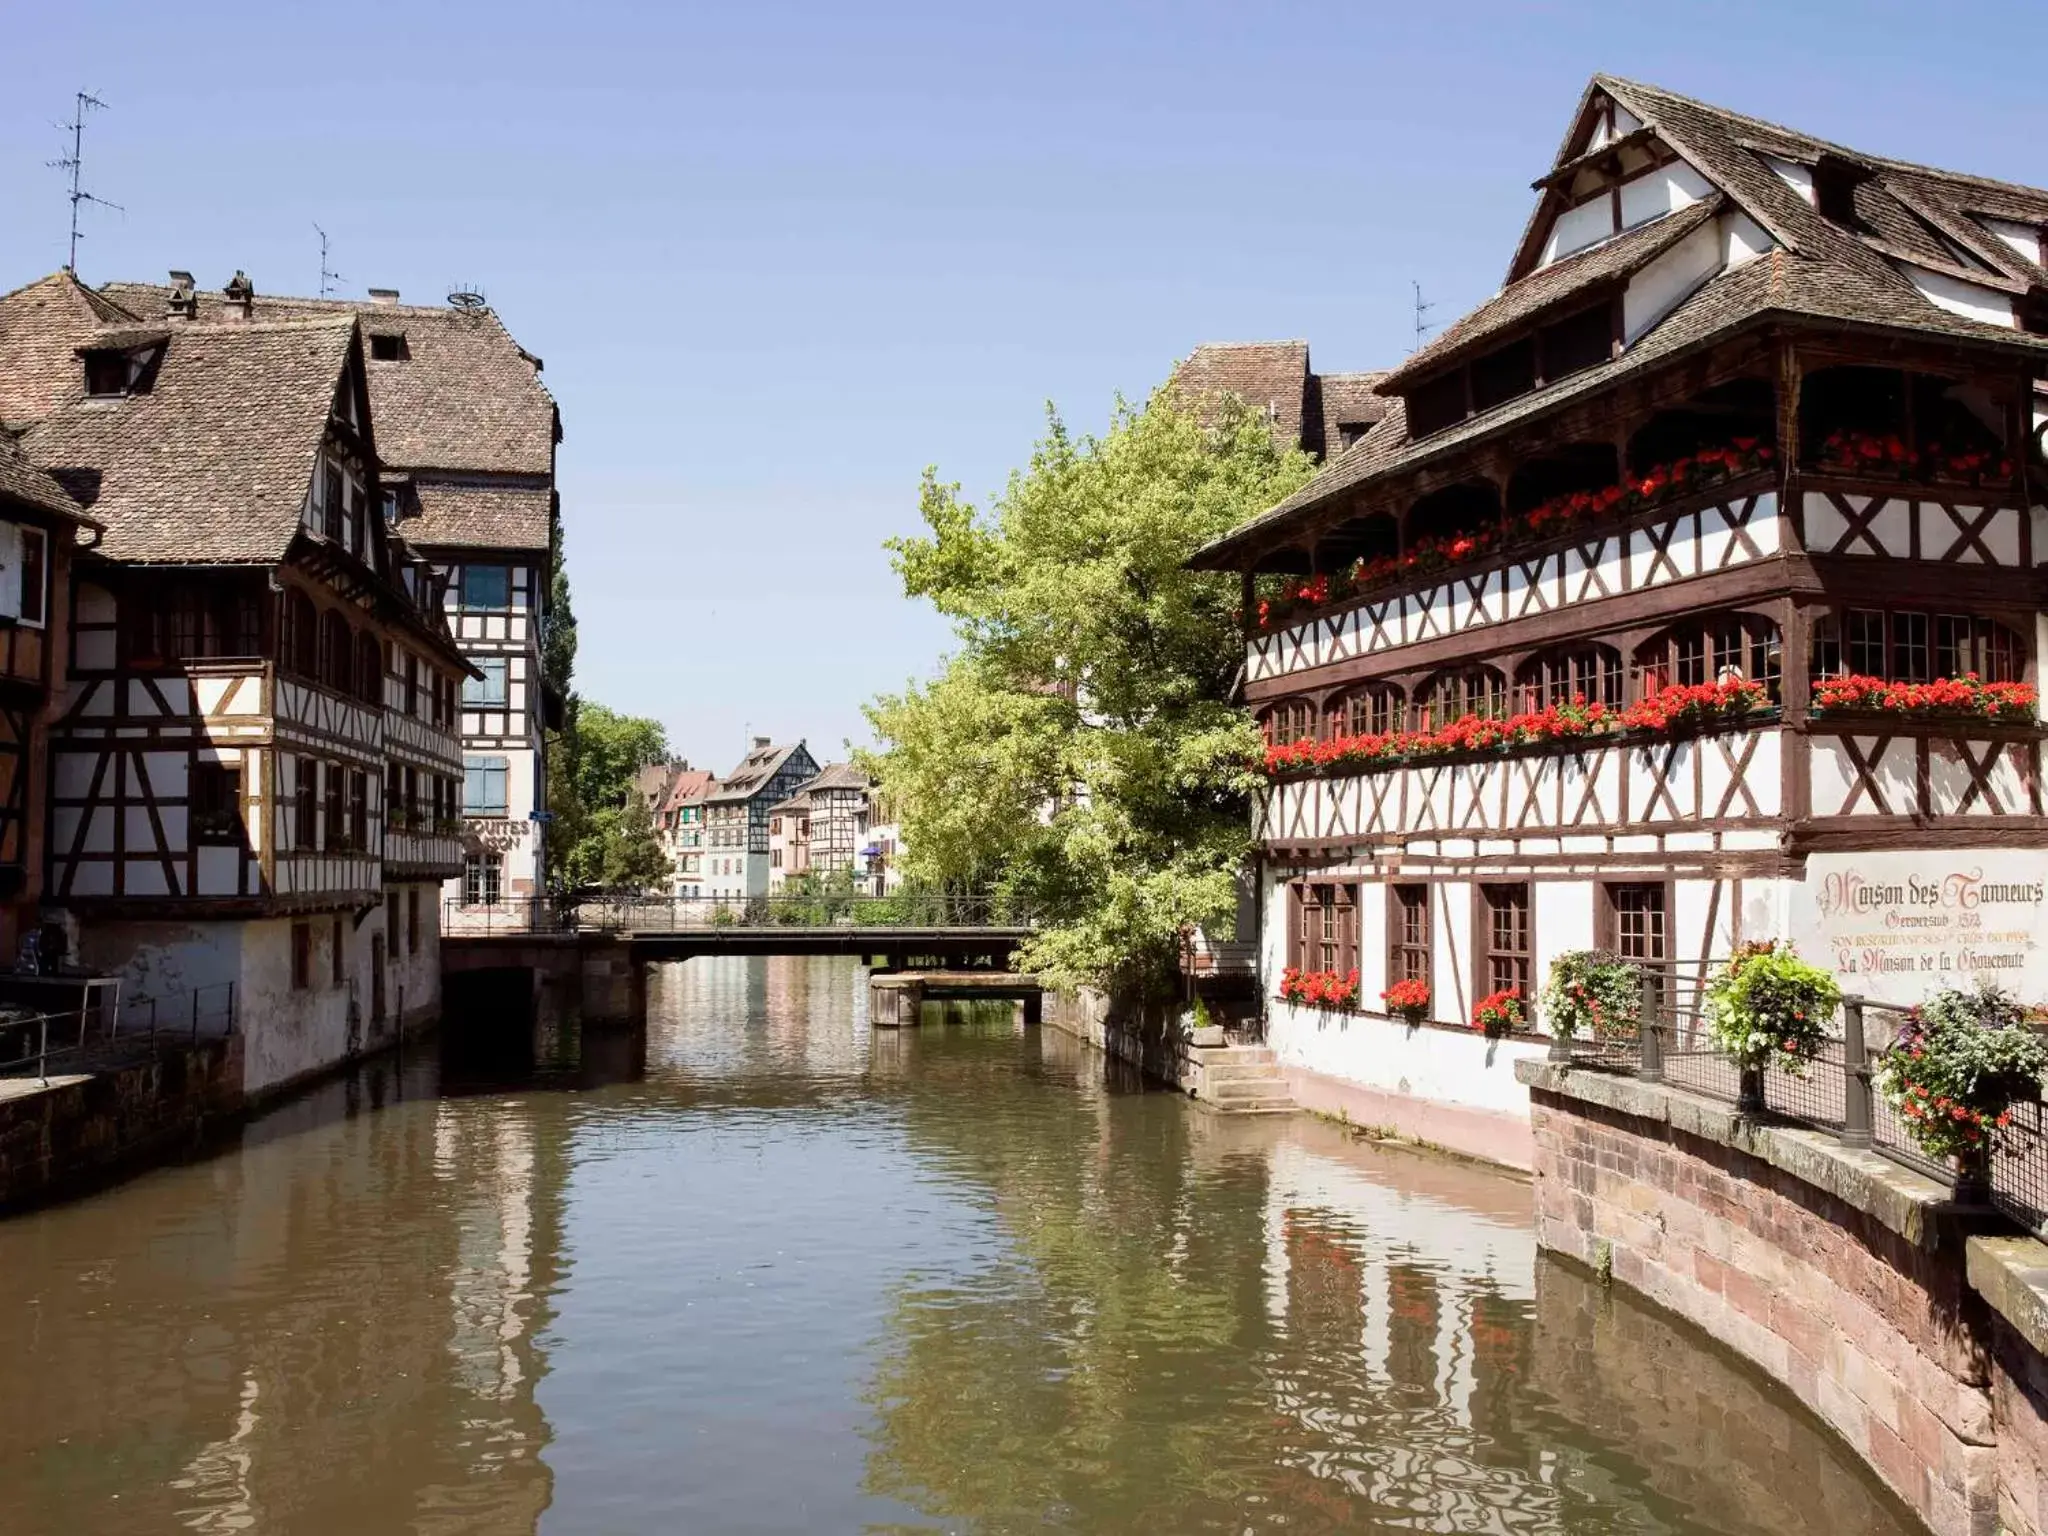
[443, 891, 1032, 937]
[114, 980, 239, 1048]
[1556, 964, 2048, 1234]
[0, 978, 123, 1083]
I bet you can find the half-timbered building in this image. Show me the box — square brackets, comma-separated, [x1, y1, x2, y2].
[0, 435, 95, 957]
[706, 739, 820, 901]
[0, 272, 470, 1093]
[1190, 77, 2048, 1147]
[94, 278, 562, 933]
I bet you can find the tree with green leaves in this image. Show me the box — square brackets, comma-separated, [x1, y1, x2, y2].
[553, 702, 671, 889]
[864, 386, 1317, 998]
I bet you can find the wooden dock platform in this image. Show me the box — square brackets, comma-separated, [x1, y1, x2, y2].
[868, 971, 1043, 1028]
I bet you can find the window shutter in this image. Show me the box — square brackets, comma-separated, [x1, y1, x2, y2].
[1286, 883, 1302, 970]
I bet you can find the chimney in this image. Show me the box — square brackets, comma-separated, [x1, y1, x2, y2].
[222, 270, 255, 322]
[165, 270, 198, 322]
[752, 736, 771, 750]
[368, 288, 400, 306]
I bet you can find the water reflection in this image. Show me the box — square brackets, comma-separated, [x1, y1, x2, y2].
[0, 958, 1918, 1535]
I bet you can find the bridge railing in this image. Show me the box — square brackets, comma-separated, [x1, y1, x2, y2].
[443, 892, 1032, 936]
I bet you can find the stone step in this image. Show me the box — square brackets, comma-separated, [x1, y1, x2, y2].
[1208, 1077, 1294, 1103]
[1189, 1044, 1275, 1066]
[1200, 1058, 1283, 1083]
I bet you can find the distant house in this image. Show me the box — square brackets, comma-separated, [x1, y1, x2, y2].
[704, 739, 818, 900]
[658, 767, 715, 898]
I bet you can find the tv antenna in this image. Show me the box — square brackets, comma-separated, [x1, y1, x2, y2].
[1411, 281, 1436, 354]
[315, 223, 345, 297]
[49, 90, 122, 274]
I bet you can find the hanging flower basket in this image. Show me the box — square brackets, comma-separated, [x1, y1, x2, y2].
[1540, 950, 1641, 1042]
[1279, 968, 1359, 1010]
[1704, 942, 1841, 1110]
[1874, 982, 2048, 1182]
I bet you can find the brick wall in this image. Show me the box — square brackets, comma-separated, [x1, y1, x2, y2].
[1531, 1088, 1996, 1534]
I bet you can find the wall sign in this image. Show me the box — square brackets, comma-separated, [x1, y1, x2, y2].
[1797, 852, 2048, 1002]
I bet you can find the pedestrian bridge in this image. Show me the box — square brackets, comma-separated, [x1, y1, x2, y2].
[441, 895, 1036, 1023]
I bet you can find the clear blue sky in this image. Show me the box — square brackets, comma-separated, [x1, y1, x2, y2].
[5, 1, 2046, 774]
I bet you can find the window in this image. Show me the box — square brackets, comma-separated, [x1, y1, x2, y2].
[291, 920, 312, 991]
[1330, 686, 1404, 738]
[1293, 883, 1356, 975]
[465, 756, 510, 816]
[381, 489, 400, 526]
[386, 763, 404, 829]
[405, 653, 420, 716]
[1390, 884, 1431, 988]
[1481, 884, 1531, 1000]
[1516, 646, 1621, 713]
[322, 463, 344, 543]
[369, 332, 409, 362]
[404, 765, 419, 828]
[321, 611, 353, 693]
[1261, 698, 1318, 746]
[18, 527, 45, 626]
[84, 350, 131, 397]
[461, 565, 510, 610]
[324, 762, 343, 850]
[463, 853, 502, 906]
[190, 763, 242, 844]
[348, 770, 368, 852]
[346, 482, 366, 557]
[387, 892, 400, 952]
[1606, 883, 1668, 1007]
[287, 591, 318, 678]
[357, 633, 384, 706]
[1635, 614, 1783, 700]
[1810, 608, 2023, 684]
[407, 889, 420, 955]
[331, 918, 345, 987]
[464, 658, 509, 707]
[1470, 337, 1536, 413]
[1407, 371, 1469, 438]
[294, 757, 318, 848]
[1416, 667, 1506, 726]
[1537, 303, 1614, 381]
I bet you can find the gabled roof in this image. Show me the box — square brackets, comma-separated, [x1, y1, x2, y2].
[98, 283, 558, 478]
[1377, 194, 1723, 392]
[406, 481, 552, 552]
[22, 318, 361, 563]
[707, 741, 810, 804]
[1192, 75, 2048, 567]
[0, 434, 94, 526]
[1170, 344, 1389, 461]
[0, 272, 140, 429]
[661, 769, 716, 811]
[800, 762, 871, 795]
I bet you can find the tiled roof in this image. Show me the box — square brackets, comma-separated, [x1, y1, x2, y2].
[661, 769, 716, 811]
[1193, 75, 2048, 567]
[98, 283, 558, 477]
[1317, 370, 1391, 451]
[799, 762, 870, 794]
[0, 434, 92, 524]
[0, 273, 140, 429]
[405, 480, 552, 553]
[708, 743, 806, 803]
[22, 319, 357, 564]
[1377, 195, 1723, 392]
[1170, 342, 1312, 448]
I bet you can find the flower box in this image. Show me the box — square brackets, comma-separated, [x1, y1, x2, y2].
[1811, 673, 2037, 725]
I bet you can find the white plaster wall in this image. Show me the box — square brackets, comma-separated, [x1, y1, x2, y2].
[75, 902, 416, 1096]
[1268, 1002, 1546, 1121]
[1623, 220, 1723, 342]
[1904, 264, 2016, 328]
[1985, 217, 2043, 267]
[1355, 880, 1389, 1002]
[1532, 878, 1595, 1007]
[1724, 211, 1773, 268]
[1619, 159, 1712, 229]
[1764, 156, 1816, 204]
[388, 882, 443, 1021]
[1543, 197, 1616, 265]
[1433, 881, 1473, 1027]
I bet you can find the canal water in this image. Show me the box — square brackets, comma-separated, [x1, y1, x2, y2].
[0, 956, 1916, 1535]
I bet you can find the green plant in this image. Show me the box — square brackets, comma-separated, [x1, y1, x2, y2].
[1703, 941, 1841, 1073]
[1540, 950, 1640, 1040]
[1875, 981, 2048, 1161]
[1472, 988, 1524, 1041]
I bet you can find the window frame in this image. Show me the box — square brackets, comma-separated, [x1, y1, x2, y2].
[290, 920, 312, 991]
[17, 526, 46, 628]
[460, 564, 511, 611]
[464, 755, 510, 817]
[1387, 882, 1433, 996]
[190, 761, 243, 845]
[463, 657, 510, 707]
[1477, 882, 1533, 1006]
[463, 852, 503, 907]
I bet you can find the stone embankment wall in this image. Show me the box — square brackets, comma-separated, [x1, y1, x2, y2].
[0, 1036, 243, 1210]
[1041, 988, 1188, 1086]
[1519, 1060, 2048, 1536]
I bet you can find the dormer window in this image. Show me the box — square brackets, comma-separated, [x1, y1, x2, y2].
[369, 332, 409, 362]
[1813, 155, 1872, 234]
[84, 351, 129, 397]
